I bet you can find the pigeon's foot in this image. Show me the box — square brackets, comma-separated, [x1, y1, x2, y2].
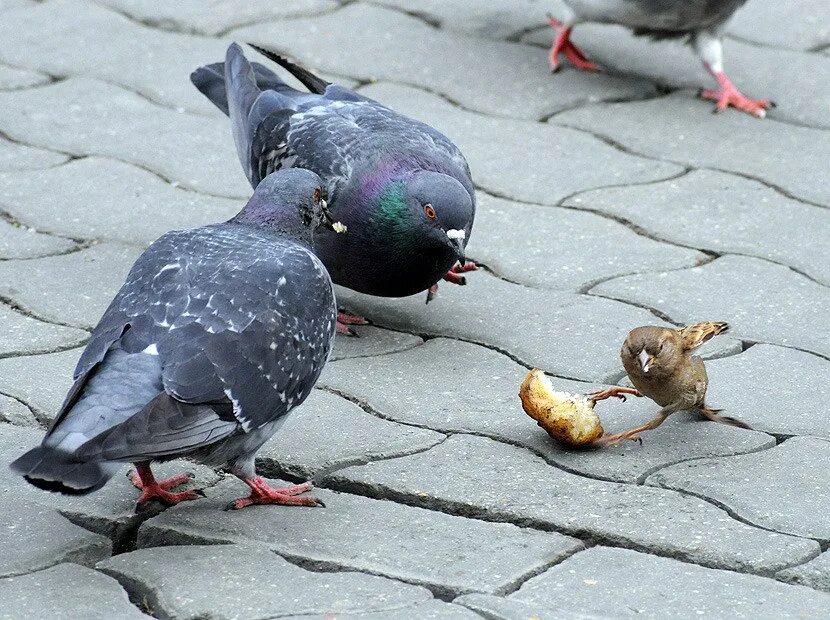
[336, 311, 368, 337]
[227, 477, 324, 510]
[587, 386, 642, 404]
[700, 71, 773, 118]
[426, 261, 478, 303]
[547, 17, 600, 73]
[129, 464, 205, 507]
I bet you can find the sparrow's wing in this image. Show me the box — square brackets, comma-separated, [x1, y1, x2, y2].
[677, 322, 729, 351]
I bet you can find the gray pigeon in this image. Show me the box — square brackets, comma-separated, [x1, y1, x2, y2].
[191, 43, 477, 333]
[547, 0, 771, 117]
[10, 169, 344, 510]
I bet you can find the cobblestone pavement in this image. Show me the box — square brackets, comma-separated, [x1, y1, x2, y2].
[0, 1, 828, 618]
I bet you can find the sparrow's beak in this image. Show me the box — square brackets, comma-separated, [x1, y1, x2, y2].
[446, 229, 466, 264]
[638, 349, 654, 373]
[320, 199, 347, 233]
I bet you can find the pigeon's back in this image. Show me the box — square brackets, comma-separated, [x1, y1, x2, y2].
[564, 0, 748, 34]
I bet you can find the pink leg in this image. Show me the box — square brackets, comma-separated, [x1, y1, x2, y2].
[336, 311, 368, 337]
[129, 463, 205, 507]
[425, 261, 478, 303]
[548, 17, 600, 73]
[700, 69, 773, 118]
[226, 477, 324, 510]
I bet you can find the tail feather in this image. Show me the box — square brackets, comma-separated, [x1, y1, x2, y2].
[698, 406, 752, 430]
[225, 42, 264, 178]
[9, 446, 117, 495]
[248, 43, 330, 94]
[678, 322, 729, 351]
[190, 61, 288, 116]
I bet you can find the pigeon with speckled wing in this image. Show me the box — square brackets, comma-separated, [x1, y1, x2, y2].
[191, 44, 477, 332]
[11, 168, 341, 510]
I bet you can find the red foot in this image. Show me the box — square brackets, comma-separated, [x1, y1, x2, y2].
[226, 477, 324, 510]
[426, 261, 478, 303]
[129, 464, 205, 507]
[700, 71, 773, 118]
[548, 17, 600, 73]
[336, 311, 368, 337]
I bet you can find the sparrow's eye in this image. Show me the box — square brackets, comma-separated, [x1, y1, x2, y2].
[313, 187, 322, 202]
[424, 204, 437, 220]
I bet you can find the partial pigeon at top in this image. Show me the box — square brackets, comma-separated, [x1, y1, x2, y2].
[547, 0, 771, 117]
[191, 43, 477, 332]
[11, 168, 342, 510]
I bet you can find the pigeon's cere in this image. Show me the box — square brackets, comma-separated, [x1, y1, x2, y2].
[11, 168, 338, 510]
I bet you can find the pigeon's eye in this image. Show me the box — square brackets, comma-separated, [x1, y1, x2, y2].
[313, 187, 322, 202]
[424, 204, 437, 220]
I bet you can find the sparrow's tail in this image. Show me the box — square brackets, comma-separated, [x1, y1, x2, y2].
[698, 406, 752, 430]
[9, 445, 118, 495]
[678, 322, 729, 351]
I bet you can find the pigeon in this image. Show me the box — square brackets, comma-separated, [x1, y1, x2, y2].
[592, 322, 751, 445]
[10, 168, 345, 510]
[191, 43, 477, 334]
[547, 0, 772, 117]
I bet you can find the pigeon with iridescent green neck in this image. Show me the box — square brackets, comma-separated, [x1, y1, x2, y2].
[191, 43, 477, 334]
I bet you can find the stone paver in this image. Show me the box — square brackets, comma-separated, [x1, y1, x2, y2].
[648, 437, 830, 542]
[778, 551, 830, 593]
[138, 478, 583, 598]
[456, 546, 830, 619]
[321, 338, 773, 483]
[0, 136, 67, 171]
[0, 62, 49, 90]
[0, 217, 76, 259]
[0, 348, 79, 419]
[563, 169, 830, 285]
[329, 325, 423, 361]
[258, 389, 445, 480]
[0, 394, 38, 427]
[0, 78, 250, 198]
[706, 344, 830, 437]
[0, 564, 148, 620]
[0, 157, 239, 245]
[0, 303, 87, 357]
[592, 255, 830, 357]
[329, 434, 819, 574]
[466, 193, 706, 291]
[728, 0, 830, 52]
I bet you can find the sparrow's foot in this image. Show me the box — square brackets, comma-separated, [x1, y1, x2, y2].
[129, 465, 205, 507]
[587, 386, 642, 404]
[548, 17, 600, 73]
[700, 71, 773, 118]
[591, 431, 644, 447]
[226, 477, 324, 510]
[336, 311, 368, 337]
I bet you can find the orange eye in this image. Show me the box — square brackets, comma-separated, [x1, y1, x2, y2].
[313, 187, 322, 202]
[424, 204, 437, 220]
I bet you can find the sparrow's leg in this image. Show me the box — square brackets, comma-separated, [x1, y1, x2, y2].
[587, 386, 642, 404]
[591, 404, 676, 447]
[226, 477, 324, 510]
[426, 261, 478, 303]
[129, 463, 205, 507]
[698, 406, 752, 430]
[336, 311, 369, 337]
[695, 33, 772, 118]
[547, 14, 600, 72]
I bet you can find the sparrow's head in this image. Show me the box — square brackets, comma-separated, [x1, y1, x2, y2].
[623, 326, 681, 375]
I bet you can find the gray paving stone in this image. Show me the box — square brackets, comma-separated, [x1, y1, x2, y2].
[0, 502, 111, 578]
[0, 302, 87, 357]
[728, 0, 830, 52]
[97, 0, 337, 35]
[0, 62, 49, 90]
[454, 594, 593, 620]
[281, 600, 481, 620]
[0, 135, 67, 171]
[592, 255, 830, 357]
[233, 3, 658, 122]
[329, 434, 820, 574]
[0, 78, 250, 198]
[0, 563, 148, 620]
[0, 242, 142, 329]
[705, 344, 830, 438]
[138, 478, 583, 598]
[563, 169, 830, 285]
[98, 543, 451, 620]
[0, 348, 79, 419]
[321, 338, 773, 483]
[356, 82, 681, 205]
[467, 193, 706, 290]
[0, 394, 38, 427]
[648, 437, 830, 542]
[484, 546, 830, 618]
[0, 0, 35, 10]
[0, 217, 76, 259]
[257, 389, 445, 480]
[778, 551, 830, 593]
[552, 93, 830, 206]
[329, 325, 423, 361]
[0, 158, 240, 245]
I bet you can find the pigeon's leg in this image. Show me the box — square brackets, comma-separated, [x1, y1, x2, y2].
[227, 476, 324, 510]
[587, 386, 642, 404]
[130, 463, 205, 506]
[547, 15, 600, 73]
[591, 404, 676, 447]
[695, 33, 772, 118]
[336, 311, 368, 337]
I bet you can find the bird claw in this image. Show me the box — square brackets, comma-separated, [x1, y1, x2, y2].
[336, 311, 368, 336]
[698, 75, 772, 118]
[226, 478, 324, 510]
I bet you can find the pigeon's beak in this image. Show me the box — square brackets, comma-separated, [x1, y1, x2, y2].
[638, 349, 654, 373]
[446, 229, 466, 263]
[320, 199, 347, 234]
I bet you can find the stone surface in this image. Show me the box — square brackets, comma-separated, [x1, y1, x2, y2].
[322, 338, 773, 483]
[705, 344, 830, 438]
[258, 389, 445, 479]
[466, 192, 706, 290]
[0, 394, 38, 427]
[472, 546, 830, 618]
[329, 325, 424, 361]
[0, 157, 240, 245]
[0, 563, 148, 620]
[138, 478, 583, 598]
[592, 255, 830, 357]
[552, 93, 830, 207]
[233, 3, 657, 122]
[329, 434, 819, 574]
[649, 437, 830, 541]
[0, 302, 88, 357]
[563, 169, 830, 285]
[0, 502, 111, 578]
[0, 62, 49, 90]
[0, 348, 80, 419]
[0, 217, 76, 259]
[728, 0, 830, 52]
[778, 551, 830, 593]
[0, 78, 250, 198]
[0, 135, 67, 171]
[0, 242, 143, 329]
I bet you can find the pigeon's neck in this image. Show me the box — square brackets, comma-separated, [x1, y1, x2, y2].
[230, 199, 313, 247]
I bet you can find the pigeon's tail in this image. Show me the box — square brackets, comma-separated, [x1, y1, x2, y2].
[248, 44, 330, 94]
[9, 446, 117, 495]
[190, 60, 287, 116]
